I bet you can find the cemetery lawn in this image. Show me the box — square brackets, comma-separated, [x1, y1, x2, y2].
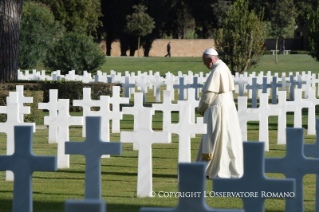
[0, 88, 318, 212]
[101, 54, 319, 76]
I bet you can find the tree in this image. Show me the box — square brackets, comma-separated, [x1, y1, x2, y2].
[125, 4, 155, 57]
[44, 32, 106, 74]
[308, 5, 319, 61]
[214, 0, 266, 74]
[269, 0, 297, 63]
[0, 0, 24, 83]
[33, 0, 102, 35]
[19, 1, 64, 69]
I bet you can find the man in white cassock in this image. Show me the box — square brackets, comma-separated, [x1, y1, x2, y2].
[196, 48, 243, 179]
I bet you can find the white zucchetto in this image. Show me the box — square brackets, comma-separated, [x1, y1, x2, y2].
[203, 48, 218, 56]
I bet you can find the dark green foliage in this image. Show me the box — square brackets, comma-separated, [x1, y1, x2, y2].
[215, 0, 266, 74]
[308, 6, 319, 61]
[44, 32, 106, 74]
[32, 0, 102, 35]
[125, 4, 155, 57]
[19, 1, 64, 69]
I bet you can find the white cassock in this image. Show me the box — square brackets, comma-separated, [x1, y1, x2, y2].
[196, 59, 243, 178]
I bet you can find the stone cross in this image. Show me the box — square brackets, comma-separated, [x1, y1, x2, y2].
[16, 85, 33, 122]
[280, 73, 291, 91]
[110, 86, 129, 133]
[178, 88, 199, 126]
[167, 103, 206, 162]
[65, 117, 122, 199]
[0, 126, 57, 212]
[246, 77, 263, 108]
[122, 93, 154, 150]
[73, 88, 102, 137]
[38, 89, 59, 143]
[164, 72, 176, 101]
[88, 96, 122, 158]
[292, 89, 313, 128]
[44, 99, 83, 168]
[152, 73, 165, 102]
[306, 87, 319, 135]
[269, 91, 298, 145]
[122, 75, 136, 99]
[121, 108, 170, 197]
[65, 200, 106, 212]
[140, 163, 243, 212]
[246, 93, 280, 151]
[265, 128, 319, 212]
[213, 142, 295, 212]
[189, 76, 203, 100]
[269, 76, 282, 104]
[152, 90, 179, 133]
[261, 76, 271, 94]
[237, 96, 260, 141]
[304, 118, 319, 212]
[0, 92, 35, 181]
[136, 75, 150, 104]
[173, 77, 190, 100]
[289, 75, 300, 101]
[235, 74, 249, 96]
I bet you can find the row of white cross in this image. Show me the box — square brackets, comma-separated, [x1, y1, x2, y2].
[2, 84, 319, 198]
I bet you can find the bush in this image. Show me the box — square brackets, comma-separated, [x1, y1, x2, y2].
[44, 32, 106, 75]
[19, 1, 64, 69]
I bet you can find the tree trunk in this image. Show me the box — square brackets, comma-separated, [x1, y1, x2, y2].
[275, 37, 278, 64]
[0, 0, 23, 83]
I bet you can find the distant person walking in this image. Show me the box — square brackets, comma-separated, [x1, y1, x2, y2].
[165, 42, 171, 57]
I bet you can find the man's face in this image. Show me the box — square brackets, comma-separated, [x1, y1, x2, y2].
[202, 55, 213, 69]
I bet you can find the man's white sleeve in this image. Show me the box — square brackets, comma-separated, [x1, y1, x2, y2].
[197, 91, 218, 113]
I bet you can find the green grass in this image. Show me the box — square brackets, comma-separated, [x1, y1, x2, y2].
[100, 54, 319, 76]
[2, 55, 319, 211]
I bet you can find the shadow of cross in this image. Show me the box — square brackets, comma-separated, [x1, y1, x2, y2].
[246, 78, 263, 108]
[265, 128, 319, 212]
[64, 117, 121, 211]
[121, 108, 170, 197]
[140, 163, 243, 212]
[0, 126, 57, 212]
[213, 142, 295, 212]
[304, 118, 319, 211]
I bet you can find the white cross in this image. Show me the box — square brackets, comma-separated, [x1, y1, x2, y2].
[121, 108, 170, 197]
[0, 92, 35, 181]
[292, 89, 313, 128]
[122, 93, 154, 150]
[44, 99, 83, 168]
[167, 103, 206, 162]
[152, 73, 165, 102]
[237, 96, 260, 142]
[122, 75, 136, 99]
[246, 93, 280, 151]
[110, 86, 129, 133]
[152, 90, 179, 133]
[38, 89, 59, 143]
[136, 75, 150, 104]
[73, 88, 102, 137]
[164, 72, 176, 101]
[173, 77, 190, 100]
[269, 91, 298, 144]
[306, 87, 319, 135]
[16, 85, 33, 122]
